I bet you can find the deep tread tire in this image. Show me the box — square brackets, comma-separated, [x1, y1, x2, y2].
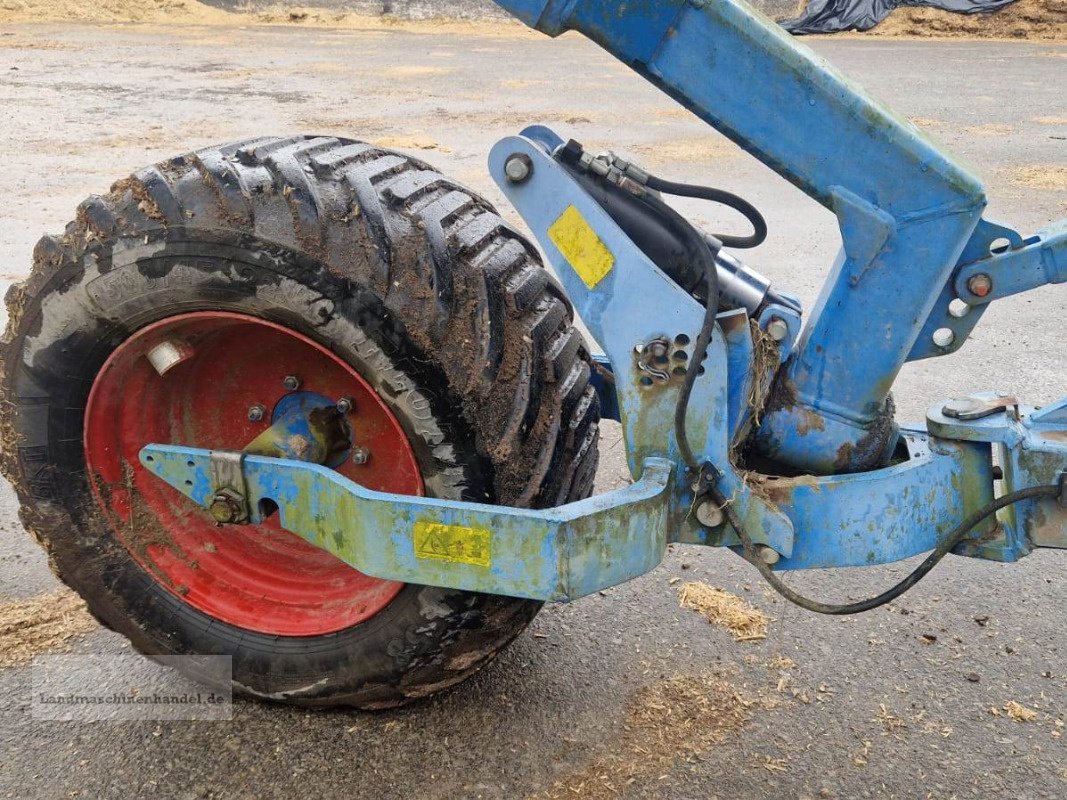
[0, 136, 600, 708]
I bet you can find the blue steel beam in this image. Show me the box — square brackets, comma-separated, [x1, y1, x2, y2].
[141, 445, 676, 602]
[491, 0, 988, 475]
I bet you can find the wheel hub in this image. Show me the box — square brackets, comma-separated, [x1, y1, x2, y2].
[83, 312, 423, 636]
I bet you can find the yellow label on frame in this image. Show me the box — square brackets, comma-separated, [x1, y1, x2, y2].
[548, 205, 615, 289]
[413, 521, 492, 568]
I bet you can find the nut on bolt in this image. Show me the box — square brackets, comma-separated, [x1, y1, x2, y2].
[967, 273, 993, 298]
[351, 447, 370, 465]
[504, 153, 533, 184]
[247, 404, 266, 422]
[766, 317, 789, 342]
[336, 397, 353, 414]
[208, 489, 248, 525]
[282, 375, 301, 391]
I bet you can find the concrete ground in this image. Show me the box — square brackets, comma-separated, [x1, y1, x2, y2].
[0, 20, 1064, 800]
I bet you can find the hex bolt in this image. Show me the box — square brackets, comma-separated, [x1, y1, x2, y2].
[282, 375, 301, 391]
[695, 498, 725, 528]
[336, 397, 353, 414]
[351, 447, 370, 465]
[209, 491, 247, 525]
[766, 317, 789, 343]
[504, 153, 533, 184]
[247, 404, 266, 422]
[756, 545, 781, 566]
[967, 273, 993, 298]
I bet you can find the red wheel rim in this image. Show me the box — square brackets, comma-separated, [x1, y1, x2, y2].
[84, 312, 422, 636]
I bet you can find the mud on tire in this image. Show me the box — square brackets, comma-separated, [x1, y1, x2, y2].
[0, 135, 600, 708]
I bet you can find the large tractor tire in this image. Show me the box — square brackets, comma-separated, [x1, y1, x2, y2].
[0, 136, 600, 708]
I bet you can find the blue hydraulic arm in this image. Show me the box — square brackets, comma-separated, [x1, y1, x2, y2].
[491, 0, 989, 474]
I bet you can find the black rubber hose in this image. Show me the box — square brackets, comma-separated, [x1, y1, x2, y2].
[646, 175, 768, 250]
[711, 480, 1059, 615]
[674, 256, 1060, 615]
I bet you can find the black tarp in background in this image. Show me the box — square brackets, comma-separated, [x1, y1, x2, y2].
[781, 0, 1018, 34]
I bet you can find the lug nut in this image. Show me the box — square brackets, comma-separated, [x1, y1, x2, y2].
[336, 397, 352, 414]
[695, 498, 725, 528]
[766, 317, 789, 343]
[967, 273, 993, 298]
[504, 153, 533, 184]
[351, 447, 370, 465]
[282, 375, 301, 391]
[247, 404, 266, 422]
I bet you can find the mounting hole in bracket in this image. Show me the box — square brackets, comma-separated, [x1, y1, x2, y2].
[674, 334, 690, 346]
[989, 237, 1011, 255]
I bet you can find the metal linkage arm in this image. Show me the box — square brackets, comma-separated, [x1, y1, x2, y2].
[492, 0, 989, 475]
[140, 445, 675, 602]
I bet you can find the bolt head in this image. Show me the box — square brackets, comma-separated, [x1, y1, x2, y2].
[504, 153, 533, 184]
[757, 545, 780, 566]
[695, 499, 724, 528]
[247, 404, 266, 422]
[351, 447, 370, 465]
[766, 317, 789, 342]
[967, 273, 993, 298]
[336, 397, 352, 414]
[282, 375, 301, 391]
[209, 492, 245, 525]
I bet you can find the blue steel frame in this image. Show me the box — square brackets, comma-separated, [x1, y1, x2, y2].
[140, 0, 1067, 603]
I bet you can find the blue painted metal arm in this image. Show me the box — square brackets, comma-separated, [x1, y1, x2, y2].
[492, 0, 991, 474]
[141, 445, 675, 602]
[955, 223, 1067, 306]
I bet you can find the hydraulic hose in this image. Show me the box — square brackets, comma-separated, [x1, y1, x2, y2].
[646, 175, 767, 250]
[674, 257, 1060, 615]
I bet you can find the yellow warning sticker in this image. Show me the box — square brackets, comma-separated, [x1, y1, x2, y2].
[413, 521, 492, 568]
[547, 205, 615, 289]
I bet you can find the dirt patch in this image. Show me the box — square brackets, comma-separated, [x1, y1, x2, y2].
[632, 135, 740, 168]
[0, 0, 234, 24]
[909, 116, 945, 129]
[869, 0, 1067, 41]
[372, 133, 451, 152]
[0, 1, 533, 34]
[678, 581, 769, 642]
[531, 671, 761, 800]
[0, 589, 98, 668]
[965, 123, 1015, 135]
[1011, 164, 1067, 189]
[1033, 115, 1067, 124]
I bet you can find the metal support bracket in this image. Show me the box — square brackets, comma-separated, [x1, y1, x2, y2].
[142, 445, 676, 602]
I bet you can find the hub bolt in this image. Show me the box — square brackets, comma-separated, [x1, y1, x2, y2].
[695, 498, 725, 528]
[766, 317, 789, 343]
[504, 153, 533, 184]
[351, 447, 370, 465]
[208, 490, 248, 525]
[336, 397, 353, 414]
[247, 404, 266, 422]
[967, 273, 993, 298]
[282, 375, 301, 391]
